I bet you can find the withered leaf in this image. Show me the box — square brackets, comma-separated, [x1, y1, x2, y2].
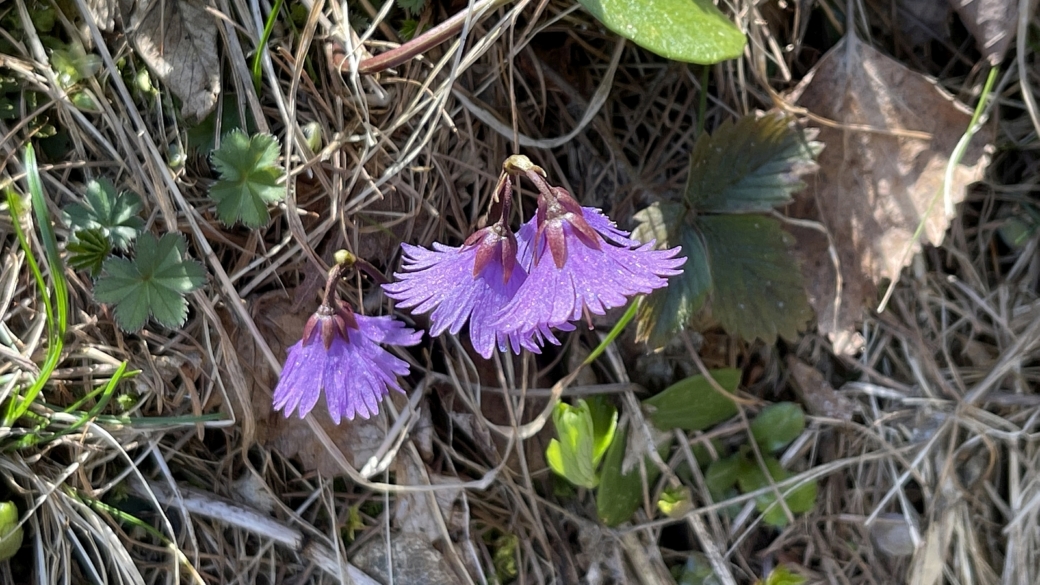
[786, 34, 992, 349]
[129, 0, 220, 120]
[949, 0, 1017, 65]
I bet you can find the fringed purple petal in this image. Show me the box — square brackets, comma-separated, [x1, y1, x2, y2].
[272, 310, 420, 423]
[384, 241, 543, 359]
[499, 207, 685, 337]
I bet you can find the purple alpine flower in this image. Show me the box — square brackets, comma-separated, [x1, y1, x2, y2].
[273, 263, 422, 423]
[383, 177, 558, 358]
[496, 185, 685, 338]
[382, 230, 533, 359]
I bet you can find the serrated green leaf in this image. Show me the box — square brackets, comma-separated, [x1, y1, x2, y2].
[208, 129, 284, 228]
[577, 0, 745, 65]
[547, 400, 599, 488]
[686, 114, 822, 213]
[67, 228, 112, 276]
[94, 233, 207, 332]
[0, 501, 23, 561]
[396, 0, 426, 16]
[699, 215, 812, 342]
[399, 18, 422, 41]
[642, 368, 739, 431]
[188, 93, 255, 154]
[65, 178, 144, 250]
[633, 202, 711, 347]
[750, 402, 805, 453]
[736, 456, 817, 527]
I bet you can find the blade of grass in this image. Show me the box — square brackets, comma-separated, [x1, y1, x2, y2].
[252, 0, 285, 93]
[8, 362, 132, 451]
[3, 145, 70, 425]
[583, 300, 638, 366]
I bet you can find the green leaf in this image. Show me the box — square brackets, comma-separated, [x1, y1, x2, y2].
[586, 395, 619, 466]
[208, 129, 284, 228]
[396, 0, 426, 16]
[0, 501, 23, 561]
[736, 456, 817, 527]
[685, 114, 822, 213]
[633, 202, 712, 347]
[491, 533, 519, 582]
[50, 42, 102, 88]
[750, 402, 805, 453]
[642, 368, 739, 431]
[760, 565, 807, 585]
[704, 454, 742, 501]
[187, 94, 256, 154]
[399, 18, 422, 41]
[65, 178, 145, 251]
[67, 228, 112, 276]
[698, 215, 812, 342]
[677, 553, 723, 585]
[595, 422, 672, 526]
[657, 485, 693, 518]
[577, 0, 745, 65]
[94, 233, 207, 332]
[547, 400, 605, 488]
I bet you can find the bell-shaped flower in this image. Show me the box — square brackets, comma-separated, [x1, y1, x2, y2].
[273, 302, 422, 423]
[383, 223, 552, 359]
[496, 186, 685, 338]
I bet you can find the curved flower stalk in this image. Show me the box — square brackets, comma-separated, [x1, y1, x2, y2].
[273, 255, 422, 423]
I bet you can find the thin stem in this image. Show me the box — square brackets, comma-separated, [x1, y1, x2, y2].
[321, 263, 348, 309]
[352, 0, 511, 75]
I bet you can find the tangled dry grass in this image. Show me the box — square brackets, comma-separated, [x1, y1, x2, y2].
[1, 0, 1040, 583]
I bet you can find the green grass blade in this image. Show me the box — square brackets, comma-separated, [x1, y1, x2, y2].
[583, 301, 638, 366]
[252, 0, 284, 93]
[3, 145, 69, 425]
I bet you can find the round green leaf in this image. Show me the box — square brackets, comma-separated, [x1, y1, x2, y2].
[750, 402, 806, 453]
[736, 456, 817, 527]
[578, 0, 746, 65]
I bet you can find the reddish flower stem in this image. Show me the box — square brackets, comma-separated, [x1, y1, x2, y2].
[352, 0, 511, 75]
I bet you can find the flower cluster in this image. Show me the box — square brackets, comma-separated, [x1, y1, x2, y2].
[272, 156, 685, 424]
[384, 155, 685, 359]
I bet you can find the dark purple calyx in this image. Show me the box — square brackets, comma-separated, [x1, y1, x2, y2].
[466, 222, 518, 283]
[536, 186, 601, 268]
[303, 302, 360, 350]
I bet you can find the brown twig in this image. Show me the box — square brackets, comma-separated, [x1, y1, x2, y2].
[350, 0, 511, 75]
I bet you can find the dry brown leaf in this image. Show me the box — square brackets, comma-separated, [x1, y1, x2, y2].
[897, 0, 952, 48]
[785, 34, 992, 351]
[85, 0, 134, 32]
[786, 356, 856, 421]
[128, 0, 219, 120]
[949, 0, 1018, 65]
